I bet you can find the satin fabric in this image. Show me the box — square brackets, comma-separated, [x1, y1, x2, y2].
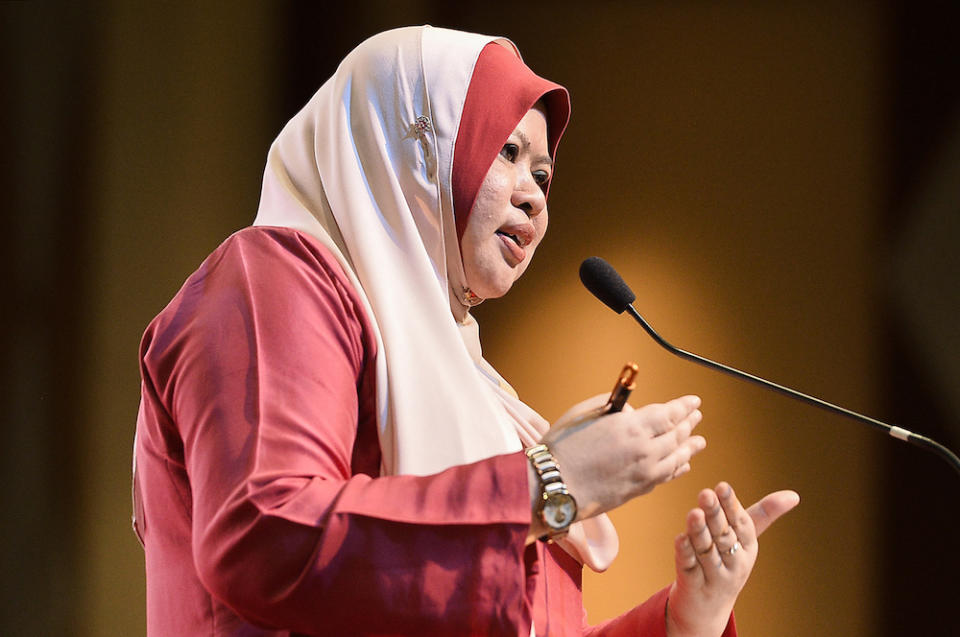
[134, 226, 728, 635]
[135, 227, 533, 635]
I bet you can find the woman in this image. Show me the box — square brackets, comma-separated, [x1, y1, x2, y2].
[133, 26, 798, 636]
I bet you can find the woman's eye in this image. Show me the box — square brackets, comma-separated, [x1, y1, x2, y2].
[500, 143, 519, 162]
[533, 170, 551, 188]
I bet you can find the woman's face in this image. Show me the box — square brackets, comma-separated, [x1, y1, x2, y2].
[461, 105, 552, 299]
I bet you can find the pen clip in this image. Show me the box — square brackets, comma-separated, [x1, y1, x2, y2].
[606, 362, 639, 413]
[615, 362, 639, 391]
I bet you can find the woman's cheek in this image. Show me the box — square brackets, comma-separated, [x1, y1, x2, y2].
[535, 211, 548, 241]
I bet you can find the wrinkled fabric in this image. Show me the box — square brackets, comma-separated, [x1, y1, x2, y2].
[134, 227, 728, 635]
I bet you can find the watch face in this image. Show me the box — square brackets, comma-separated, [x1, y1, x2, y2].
[543, 492, 577, 530]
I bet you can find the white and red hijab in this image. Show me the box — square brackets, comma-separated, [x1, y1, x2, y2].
[253, 25, 618, 572]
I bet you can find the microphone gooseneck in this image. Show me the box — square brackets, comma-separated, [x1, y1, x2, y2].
[580, 256, 960, 477]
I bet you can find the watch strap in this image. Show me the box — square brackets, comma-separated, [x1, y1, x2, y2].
[525, 443, 576, 541]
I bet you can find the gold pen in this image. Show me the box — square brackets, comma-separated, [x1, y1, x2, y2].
[605, 362, 639, 413]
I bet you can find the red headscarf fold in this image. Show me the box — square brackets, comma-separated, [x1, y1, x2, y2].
[452, 42, 571, 240]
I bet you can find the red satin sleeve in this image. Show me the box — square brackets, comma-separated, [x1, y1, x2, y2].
[136, 227, 532, 635]
[584, 586, 737, 636]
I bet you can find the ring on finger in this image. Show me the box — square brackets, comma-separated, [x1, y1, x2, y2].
[722, 541, 742, 556]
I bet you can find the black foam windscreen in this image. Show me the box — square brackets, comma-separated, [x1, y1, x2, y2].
[579, 257, 636, 314]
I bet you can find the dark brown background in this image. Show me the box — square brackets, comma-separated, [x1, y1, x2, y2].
[4, 1, 958, 635]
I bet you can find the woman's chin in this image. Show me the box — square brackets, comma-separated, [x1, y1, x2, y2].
[463, 254, 533, 300]
[467, 273, 518, 300]
[470, 283, 510, 300]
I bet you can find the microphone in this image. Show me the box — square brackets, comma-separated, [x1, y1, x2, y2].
[579, 256, 960, 477]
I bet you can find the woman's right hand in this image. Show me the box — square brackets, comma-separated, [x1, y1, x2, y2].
[540, 393, 706, 521]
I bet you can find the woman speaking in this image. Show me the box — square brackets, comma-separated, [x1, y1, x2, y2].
[133, 25, 798, 636]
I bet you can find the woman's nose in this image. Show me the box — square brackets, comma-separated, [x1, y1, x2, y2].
[512, 173, 547, 218]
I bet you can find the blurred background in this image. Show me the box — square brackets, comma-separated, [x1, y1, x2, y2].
[3, 1, 958, 635]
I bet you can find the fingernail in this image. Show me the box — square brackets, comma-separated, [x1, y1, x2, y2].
[718, 483, 731, 498]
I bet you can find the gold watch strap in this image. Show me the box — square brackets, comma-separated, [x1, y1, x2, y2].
[525, 443, 575, 541]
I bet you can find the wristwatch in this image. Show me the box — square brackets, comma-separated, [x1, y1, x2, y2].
[525, 443, 577, 541]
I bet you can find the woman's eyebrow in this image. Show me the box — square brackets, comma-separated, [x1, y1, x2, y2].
[513, 128, 554, 167]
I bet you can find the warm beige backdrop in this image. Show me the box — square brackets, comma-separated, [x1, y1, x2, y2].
[475, 5, 883, 635]
[52, 3, 889, 635]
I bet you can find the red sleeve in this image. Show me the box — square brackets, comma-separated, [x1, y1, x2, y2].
[584, 586, 737, 637]
[141, 227, 532, 635]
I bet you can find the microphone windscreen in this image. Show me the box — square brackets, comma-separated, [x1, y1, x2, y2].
[579, 257, 636, 314]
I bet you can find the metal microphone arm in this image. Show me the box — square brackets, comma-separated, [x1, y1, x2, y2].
[625, 304, 960, 477]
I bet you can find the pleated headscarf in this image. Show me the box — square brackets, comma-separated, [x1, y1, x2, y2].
[252, 25, 618, 572]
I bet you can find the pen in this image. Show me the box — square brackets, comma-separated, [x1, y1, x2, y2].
[605, 362, 639, 413]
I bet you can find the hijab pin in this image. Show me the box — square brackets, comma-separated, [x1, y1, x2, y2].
[412, 115, 432, 137]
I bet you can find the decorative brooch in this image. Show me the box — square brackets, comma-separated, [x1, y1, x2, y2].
[412, 115, 432, 138]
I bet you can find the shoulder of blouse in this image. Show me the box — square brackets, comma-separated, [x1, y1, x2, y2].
[138, 225, 378, 393]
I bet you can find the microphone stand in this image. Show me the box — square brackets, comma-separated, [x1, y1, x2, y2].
[624, 304, 960, 477]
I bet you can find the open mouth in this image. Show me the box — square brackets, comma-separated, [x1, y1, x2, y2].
[495, 230, 523, 247]
[495, 230, 526, 263]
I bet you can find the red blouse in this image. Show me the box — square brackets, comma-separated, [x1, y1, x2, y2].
[134, 226, 734, 636]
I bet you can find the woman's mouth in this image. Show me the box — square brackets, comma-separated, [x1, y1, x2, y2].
[495, 230, 526, 263]
[497, 230, 523, 247]
[494, 222, 535, 264]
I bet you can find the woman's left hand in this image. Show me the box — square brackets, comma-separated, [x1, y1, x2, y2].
[666, 483, 800, 637]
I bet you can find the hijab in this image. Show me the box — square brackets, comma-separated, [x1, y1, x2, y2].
[253, 25, 617, 572]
